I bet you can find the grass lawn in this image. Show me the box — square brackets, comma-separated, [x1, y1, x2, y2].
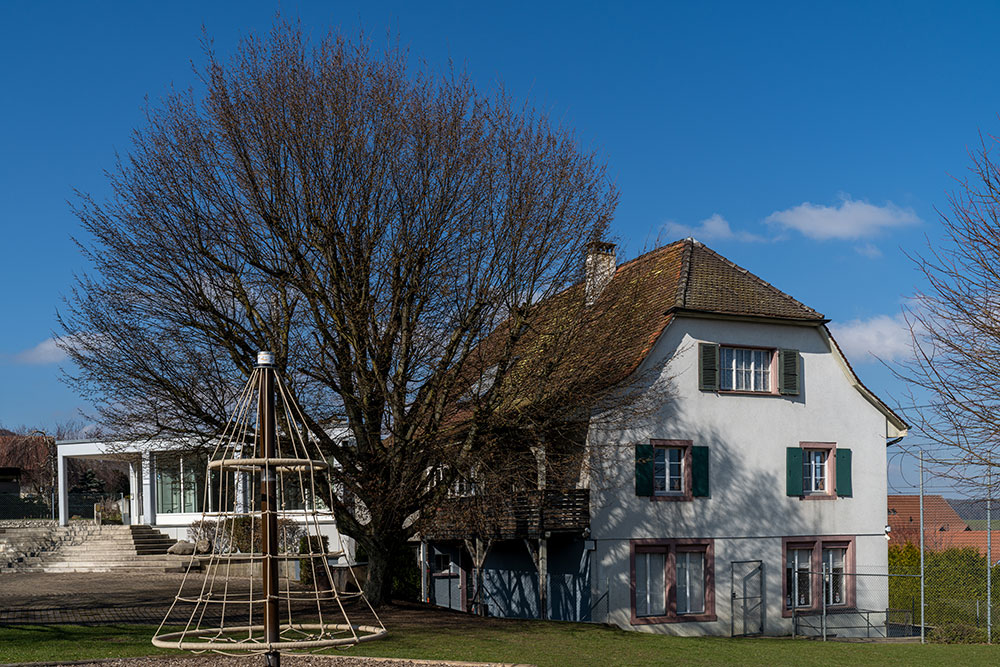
[2, 622, 1000, 666]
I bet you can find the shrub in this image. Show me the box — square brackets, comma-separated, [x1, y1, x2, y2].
[931, 622, 988, 644]
[187, 517, 303, 554]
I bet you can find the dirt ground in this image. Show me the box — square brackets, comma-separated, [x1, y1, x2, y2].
[0, 572, 506, 630]
[0, 572, 523, 666]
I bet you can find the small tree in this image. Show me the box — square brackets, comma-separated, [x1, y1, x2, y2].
[896, 132, 1000, 493]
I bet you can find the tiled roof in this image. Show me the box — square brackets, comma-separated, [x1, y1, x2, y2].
[675, 240, 825, 321]
[456, 238, 898, 429]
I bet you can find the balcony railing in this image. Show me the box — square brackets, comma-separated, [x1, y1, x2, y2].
[423, 488, 589, 540]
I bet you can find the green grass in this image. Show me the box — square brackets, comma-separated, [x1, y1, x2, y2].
[3, 622, 1000, 666]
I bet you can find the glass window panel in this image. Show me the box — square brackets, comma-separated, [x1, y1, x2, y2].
[155, 454, 181, 514]
[653, 449, 666, 493]
[824, 547, 846, 605]
[648, 552, 666, 616]
[721, 348, 735, 390]
[668, 448, 683, 492]
[636, 552, 648, 615]
[786, 548, 812, 608]
[678, 551, 705, 614]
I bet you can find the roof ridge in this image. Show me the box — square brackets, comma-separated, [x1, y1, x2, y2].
[689, 240, 824, 319]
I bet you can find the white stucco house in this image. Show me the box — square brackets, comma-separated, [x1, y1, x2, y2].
[423, 238, 907, 637]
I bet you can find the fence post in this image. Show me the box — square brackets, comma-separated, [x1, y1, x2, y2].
[919, 449, 925, 645]
[821, 564, 828, 641]
[988, 466, 992, 644]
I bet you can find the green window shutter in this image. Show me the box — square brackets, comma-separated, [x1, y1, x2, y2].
[699, 343, 720, 391]
[778, 349, 800, 395]
[692, 446, 710, 497]
[786, 447, 803, 496]
[635, 443, 654, 496]
[835, 448, 853, 497]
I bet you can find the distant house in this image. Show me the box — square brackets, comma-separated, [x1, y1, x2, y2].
[888, 494, 1000, 562]
[422, 239, 907, 636]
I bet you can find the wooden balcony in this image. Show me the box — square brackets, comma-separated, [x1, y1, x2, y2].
[423, 488, 589, 541]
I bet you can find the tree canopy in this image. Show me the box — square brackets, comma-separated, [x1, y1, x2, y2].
[59, 21, 619, 604]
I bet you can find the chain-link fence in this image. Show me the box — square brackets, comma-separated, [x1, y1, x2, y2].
[888, 451, 1000, 643]
[791, 568, 921, 640]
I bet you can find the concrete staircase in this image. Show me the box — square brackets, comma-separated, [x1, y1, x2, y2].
[0, 524, 202, 574]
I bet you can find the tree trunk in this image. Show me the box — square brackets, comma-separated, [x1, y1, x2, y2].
[361, 536, 402, 607]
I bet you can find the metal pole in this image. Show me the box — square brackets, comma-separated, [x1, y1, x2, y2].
[988, 466, 992, 644]
[258, 353, 280, 667]
[822, 563, 828, 641]
[919, 449, 925, 645]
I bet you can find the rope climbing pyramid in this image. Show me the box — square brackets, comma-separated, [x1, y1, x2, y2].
[153, 352, 386, 665]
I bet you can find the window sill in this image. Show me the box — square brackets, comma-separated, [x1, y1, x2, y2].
[782, 604, 850, 618]
[651, 492, 693, 502]
[798, 493, 840, 501]
[632, 612, 718, 625]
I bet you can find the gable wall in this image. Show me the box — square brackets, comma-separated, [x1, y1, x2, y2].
[586, 315, 890, 634]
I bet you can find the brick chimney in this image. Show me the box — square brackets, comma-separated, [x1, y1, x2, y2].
[585, 241, 616, 306]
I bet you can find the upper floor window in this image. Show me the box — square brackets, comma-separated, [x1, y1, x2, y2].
[803, 449, 828, 494]
[653, 446, 684, 495]
[786, 443, 852, 499]
[699, 343, 800, 395]
[636, 440, 709, 501]
[720, 347, 771, 392]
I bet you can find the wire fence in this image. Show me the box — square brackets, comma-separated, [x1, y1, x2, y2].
[791, 569, 921, 640]
[887, 450, 1000, 643]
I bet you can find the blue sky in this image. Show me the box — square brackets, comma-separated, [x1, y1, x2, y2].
[0, 2, 993, 488]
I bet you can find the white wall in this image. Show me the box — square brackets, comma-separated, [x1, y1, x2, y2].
[587, 316, 891, 635]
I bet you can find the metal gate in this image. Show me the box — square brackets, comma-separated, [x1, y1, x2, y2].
[731, 560, 764, 636]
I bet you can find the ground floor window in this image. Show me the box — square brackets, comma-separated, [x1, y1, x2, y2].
[782, 536, 854, 615]
[630, 538, 715, 623]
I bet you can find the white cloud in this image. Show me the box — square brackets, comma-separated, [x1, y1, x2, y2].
[766, 196, 920, 241]
[661, 214, 765, 243]
[14, 337, 68, 365]
[854, 242, 883, 258]
[830, 313, 914, 363]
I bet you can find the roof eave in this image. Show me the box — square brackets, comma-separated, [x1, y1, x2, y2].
[667, 307, 830, 327]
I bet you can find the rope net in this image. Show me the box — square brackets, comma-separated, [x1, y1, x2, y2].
[152, 361, 386, 654]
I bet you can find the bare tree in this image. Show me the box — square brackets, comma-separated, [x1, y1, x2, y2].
[0, 421, 89, 512]
[59, 21, 621, 605]
[895, 132, 1000, 493]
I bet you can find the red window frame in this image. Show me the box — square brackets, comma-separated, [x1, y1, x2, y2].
[649, 439, 693, 502]
[781, 535, 856, 617]
[799, 442, 838, 501]
[629, 538, 716, 624]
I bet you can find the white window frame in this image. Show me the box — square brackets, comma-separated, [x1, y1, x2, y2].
[719, 346, 773, 393]
[802, 449, 829, 495]
[653, 446, 685, 496]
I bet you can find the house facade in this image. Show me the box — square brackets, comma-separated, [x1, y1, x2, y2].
[422, 239, 906, 636]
